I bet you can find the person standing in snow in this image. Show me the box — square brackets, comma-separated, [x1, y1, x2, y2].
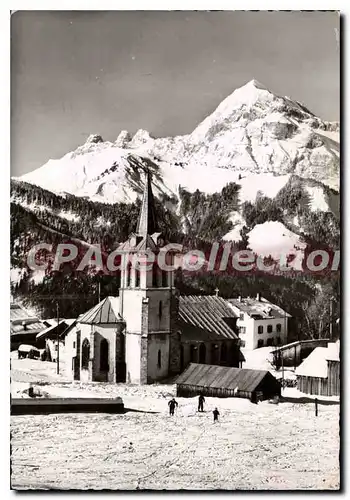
[168, 398, 178, 416]
[198, 394, 205, 412]
[213, 408, 220, 423]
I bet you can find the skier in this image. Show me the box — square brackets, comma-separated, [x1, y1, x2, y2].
[198, 394, 205, 412]
[213, 407, 220, 423]
[168, 398, 178, 416]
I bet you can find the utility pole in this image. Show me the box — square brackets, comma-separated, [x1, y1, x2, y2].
[56, 302, 60, 375]
[329, 297, 334, 341]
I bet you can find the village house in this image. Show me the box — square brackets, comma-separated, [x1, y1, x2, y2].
[227, 295, 291, 350]
[36, 319, 76, 362]
[60, 172, 244, 384]
[10, 302, 46, 351]
[295, 340, 340, 397]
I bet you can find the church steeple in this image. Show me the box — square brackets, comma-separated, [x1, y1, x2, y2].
[136, 170, 158, 237]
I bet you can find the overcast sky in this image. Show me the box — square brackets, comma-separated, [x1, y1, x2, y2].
[11, 10, 340, 176]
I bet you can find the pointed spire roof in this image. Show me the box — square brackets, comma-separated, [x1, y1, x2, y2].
[136, 170, 158, 237]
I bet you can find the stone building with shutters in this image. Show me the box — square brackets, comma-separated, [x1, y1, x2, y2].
[62, 172, 243, 384]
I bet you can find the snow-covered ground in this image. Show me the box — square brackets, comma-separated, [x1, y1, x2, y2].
[11, 356, 339, 490]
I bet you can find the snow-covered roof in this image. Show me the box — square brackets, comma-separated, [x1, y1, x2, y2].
[36, 319, 76, 340]
[296, 343, 340, 378]
[18, 344, 39, 353]
[227, 296, 291, 320]
[78, 296, 123, 325]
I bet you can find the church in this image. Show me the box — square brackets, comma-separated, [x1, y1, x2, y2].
[61, 172, 244, 384]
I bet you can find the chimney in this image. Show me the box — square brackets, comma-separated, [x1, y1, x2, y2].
[215, 288, 219, 297]
[256, 293, 261, 302]
[238, 295, 242, 302]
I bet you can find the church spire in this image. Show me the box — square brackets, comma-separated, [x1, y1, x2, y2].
[136, 170, 158, 237]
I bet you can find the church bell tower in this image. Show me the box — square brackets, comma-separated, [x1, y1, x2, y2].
[118, 171, 177, 384]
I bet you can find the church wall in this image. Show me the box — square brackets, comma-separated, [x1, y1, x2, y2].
[169, 331, 181, 374]
[79, 323, 93, 382]
[121, 289, 146, 333]
[146, 289, 172, 333]
[125, 333, 142, 383]
[147, 333, 170, 382]
[61, 326, 77, 380]
[92, 325, 118, 383]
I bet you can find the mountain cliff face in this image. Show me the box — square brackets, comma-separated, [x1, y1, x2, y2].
[19, 79, 339, 205]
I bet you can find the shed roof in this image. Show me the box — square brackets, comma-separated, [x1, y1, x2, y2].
[296, 343, 340, 378]
[36, 319, 76, 340]
[176, 363, 275, 392]
[78, 296, 123, 325]
[178, 296, 238, 340]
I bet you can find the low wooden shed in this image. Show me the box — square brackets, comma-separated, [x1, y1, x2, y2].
[176, 363, 281, 401]
[295, 341, 340, 397]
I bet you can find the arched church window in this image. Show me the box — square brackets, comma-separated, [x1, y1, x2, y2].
[135, 268, 141, 288]
[190, 345, 196, 363]
[126, 262, 132, 287]
[157, 349, 161, 369]
[221, 343, 227, 363]
[159, 301, 163, 319]
[100, 338, 109, 372]
[152, 263, 158, 287]
[82, 338, 90, 370]
[199, 343, 206, 364]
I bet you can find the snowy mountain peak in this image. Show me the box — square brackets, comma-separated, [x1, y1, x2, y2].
[129, 129, 154, 148]
[115, 130, 132, 147]
[85, 134, 104, 145]
[19, 80, 340, 200]
[244, 79, 269, 91]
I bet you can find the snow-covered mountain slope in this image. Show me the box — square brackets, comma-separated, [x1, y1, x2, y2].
[19, 79, 339, 204]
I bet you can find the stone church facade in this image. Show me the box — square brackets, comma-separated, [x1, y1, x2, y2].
[62, 172, 243, 384]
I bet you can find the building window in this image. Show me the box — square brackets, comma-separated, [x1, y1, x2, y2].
[277, 337, 281, 345]
[276, 323, 282, 333]
[190, 345, 196, 363]
[157, 349, 161, 369]
[82, 338, 90, 369]
[266, 338, 274, 346]
[220, 343, 227, 363]
[257, 339, 264, 348]
[239, 326, 246, 334]
[126, 262, 132, 287]
[159, 301, 163, 319]
[73, 341, 76, 349]
[239, 313, 244, 321]
[199, 343, 206, 364]
[100, 338, 109, 372]
[152, 263, 158, 287]
[72, 358, 74, 371]
[258, 325, 263, 334]
[267, 325, 273, 333]
[135, 269, 141, 288]
[162, 270, 167, 287]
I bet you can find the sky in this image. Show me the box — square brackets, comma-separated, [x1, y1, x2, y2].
[11, 10, 340, 177]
